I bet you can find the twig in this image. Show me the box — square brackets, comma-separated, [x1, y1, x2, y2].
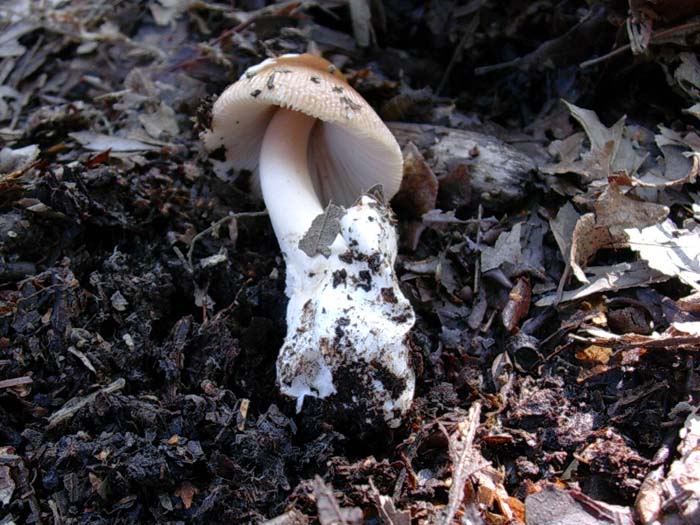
[473, 204, 483, 295]
[0, 376, 33, 389]
[579, 44, 633, 69]
[476, 5, 607, 76]
[555, 261, 571, 306]
[186, 210, 267, 270]
[580, 21, 700, 69]
[474, 57, 522, 76]
[209, 1, 302, 46]
[210, 277, 254, 324]
[47, 378, 125, 429]
[440, 402, 486, 525]
[437, 14, 479, 95]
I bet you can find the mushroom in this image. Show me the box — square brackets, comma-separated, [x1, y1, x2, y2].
[202, 54, 415, 427]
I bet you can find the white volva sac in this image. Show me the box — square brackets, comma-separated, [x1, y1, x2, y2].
[277, 196, 415, 428]
[203, 54, 416, 426]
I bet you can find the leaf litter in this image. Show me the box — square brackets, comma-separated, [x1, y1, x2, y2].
[1, 1, 700, 524]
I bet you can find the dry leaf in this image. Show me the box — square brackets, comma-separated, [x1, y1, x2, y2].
[0, 144, 39, 174]
[149, 0, 189, 26]
[502, 277, 531, 333]
[139, 101, 179, 139]
[674, 52, 700, 100]
[422, 209, 471, 226]
[0, 465, 15, 505]
[626, 8, 652, 55]
[593, 184, 669, 239]
[677, 291, 700, 313]
[570, 184, 668, 282]
[174, 481, 197, 510]
[569, 213, 612, 282]
[314, 476, 362, 525]
[299, 203, 346, 258]
[536, 261, 667, 307]
[437, 164, 472, 211]
[626, 219, 700, 291]
[575, 345, 612, 364]
[368, 478, 410, 525]
[526, 485, 634, 525]
[549, 201, 579, 262]
[545, 102, 646, 182]
[576, 324, 700, 352]
[481, 223, 522, 273]
[70, 131, 160, 152]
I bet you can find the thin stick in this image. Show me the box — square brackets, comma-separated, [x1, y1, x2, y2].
[437, 14, 479, 95]
[47, 378, 125, 429]
[580, 21, 700, 69]
[473, 204, 483, 295]
[187, 210, 267, 269]
[0, 376, 33, 389]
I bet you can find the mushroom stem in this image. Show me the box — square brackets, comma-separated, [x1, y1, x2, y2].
[259, 108, 323, 265]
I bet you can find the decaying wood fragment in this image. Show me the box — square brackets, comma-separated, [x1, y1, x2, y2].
[388, 122, 536, 209]
[46, 378, 126, 429]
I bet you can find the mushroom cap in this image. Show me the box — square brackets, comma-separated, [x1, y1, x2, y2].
[202, 54, 403, 206]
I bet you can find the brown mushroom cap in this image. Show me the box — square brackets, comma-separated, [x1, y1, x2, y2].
[202, 54, 403, 207]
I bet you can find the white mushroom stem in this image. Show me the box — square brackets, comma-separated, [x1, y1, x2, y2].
[259, 108, 324, 267]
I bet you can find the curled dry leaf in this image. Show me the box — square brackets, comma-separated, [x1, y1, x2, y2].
[536, 261, 667, 306]
[501, 277, 531, 333]
[549, 201, 578, 263]
[626, 7, 653, 55]
[569, 212, 613, 282]
[571, 184, 668, 282]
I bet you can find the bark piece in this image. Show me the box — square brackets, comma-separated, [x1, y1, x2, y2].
[388, 122, 535, 209]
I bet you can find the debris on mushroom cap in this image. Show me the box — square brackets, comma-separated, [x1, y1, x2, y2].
[202, 54, 404, 207]
[277, 195, 415, 428]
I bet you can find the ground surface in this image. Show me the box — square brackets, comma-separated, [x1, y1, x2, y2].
[1, 1, 700, 524]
